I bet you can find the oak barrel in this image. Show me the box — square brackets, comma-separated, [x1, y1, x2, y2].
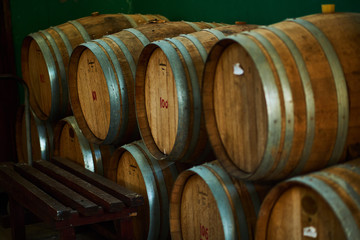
[108, 140, 188, 240]
[170, 160, 271, 240]
[68, 21, 226, 146]
[202, 12, 360, 181]
[53, 116, 114, 174]
[256, 158, 360, 240]
[15, 106, 53, 163]
[21, 13, 168, 121]
[135, 24, 257, 163]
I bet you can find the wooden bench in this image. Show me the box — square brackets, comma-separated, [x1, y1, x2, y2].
[0, 157, 144, 240]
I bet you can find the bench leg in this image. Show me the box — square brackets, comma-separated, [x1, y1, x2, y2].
[114, 218, 134, 240]
[59, 226, 76, 240]
[9, 197, 25, 240]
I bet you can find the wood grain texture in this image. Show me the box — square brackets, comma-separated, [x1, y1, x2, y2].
[267, 187, 345, 240]
[33, 160, 125, 213]
[69, 21, 224, 145]
[145, 48, 178, 155]
[15, 106, 53, 163]
[180, 174, 224, 240]
[0, 160, 142, 240]
[136, 24, 256, 163]
[51, 156, 144, 207]
[170, 161, 272, 240]
[15, 163, 101, 216]
[117, 151, 148, 240]
[27, 40, 52, 118]
[301, 13, 360, 168]
[58, 122, 85, 167]
[213, 43, 267, 173]
[256, 159, 360, 240]
[21, 13, 168, 121]
[77, 49, 110, 141]
[111, 140, 187, 240]
[53, 116, 114, 174]
[202, 12, 360, 181]
[0, 165, 73, 222]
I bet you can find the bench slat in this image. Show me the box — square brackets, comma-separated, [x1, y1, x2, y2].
[0, 165, 74, 221]
[51, 157, 144, 207]
[33, 160, 125, 212]
[14, 163, 103, 217]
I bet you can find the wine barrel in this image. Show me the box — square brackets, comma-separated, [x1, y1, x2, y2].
[135, 24, 257, 163]
[170, 160, 271, 240]
[15, 106, 53, 163]
[256, 158, 360, 240]
[53, 116, 114, 174]
[108, 140, 189, 240]
[68, 21, 226, 145]
[202, 12, 360, 181]
[21, 12, 168, 121]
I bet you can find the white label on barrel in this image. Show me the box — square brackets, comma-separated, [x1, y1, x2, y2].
[233, 63, 244, 75]
[303, 226, 317, 238]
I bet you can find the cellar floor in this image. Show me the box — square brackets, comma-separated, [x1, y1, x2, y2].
[0, 221, 109, 240]
[0, 221, 60, 240]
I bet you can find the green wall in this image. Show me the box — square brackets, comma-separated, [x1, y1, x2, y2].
[10, 0, 360, 77]
[134, 0, 360, 24]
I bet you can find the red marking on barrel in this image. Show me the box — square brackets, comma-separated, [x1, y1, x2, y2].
[200, 224, 209, 240]
[92, 91, 97, 101]
[160, 97, 168, 109]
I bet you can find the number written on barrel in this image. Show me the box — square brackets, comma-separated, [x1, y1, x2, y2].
[197, 185, 208, 207]
[129, 164, 138, 177]
[160, 97, 168, 109]
[87, 59, 97, 72]
[200, 224, 209, 240]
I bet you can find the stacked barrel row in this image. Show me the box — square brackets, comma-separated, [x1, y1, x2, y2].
[66, 20, 268, 240]
[18, 11, 257, 239]
[133, 11, 360, 240]
[18, 9, 360, 240]
[197, 12, 360, 240]
[17, 12, 170, 171]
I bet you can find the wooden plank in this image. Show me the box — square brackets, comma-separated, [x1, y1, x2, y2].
[51, 157, 144, 207]
[14, 163, 102, 217]
[59, 207, 137, 228]
[33, 160, 125, 212]
[0, 165, 73, 221]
